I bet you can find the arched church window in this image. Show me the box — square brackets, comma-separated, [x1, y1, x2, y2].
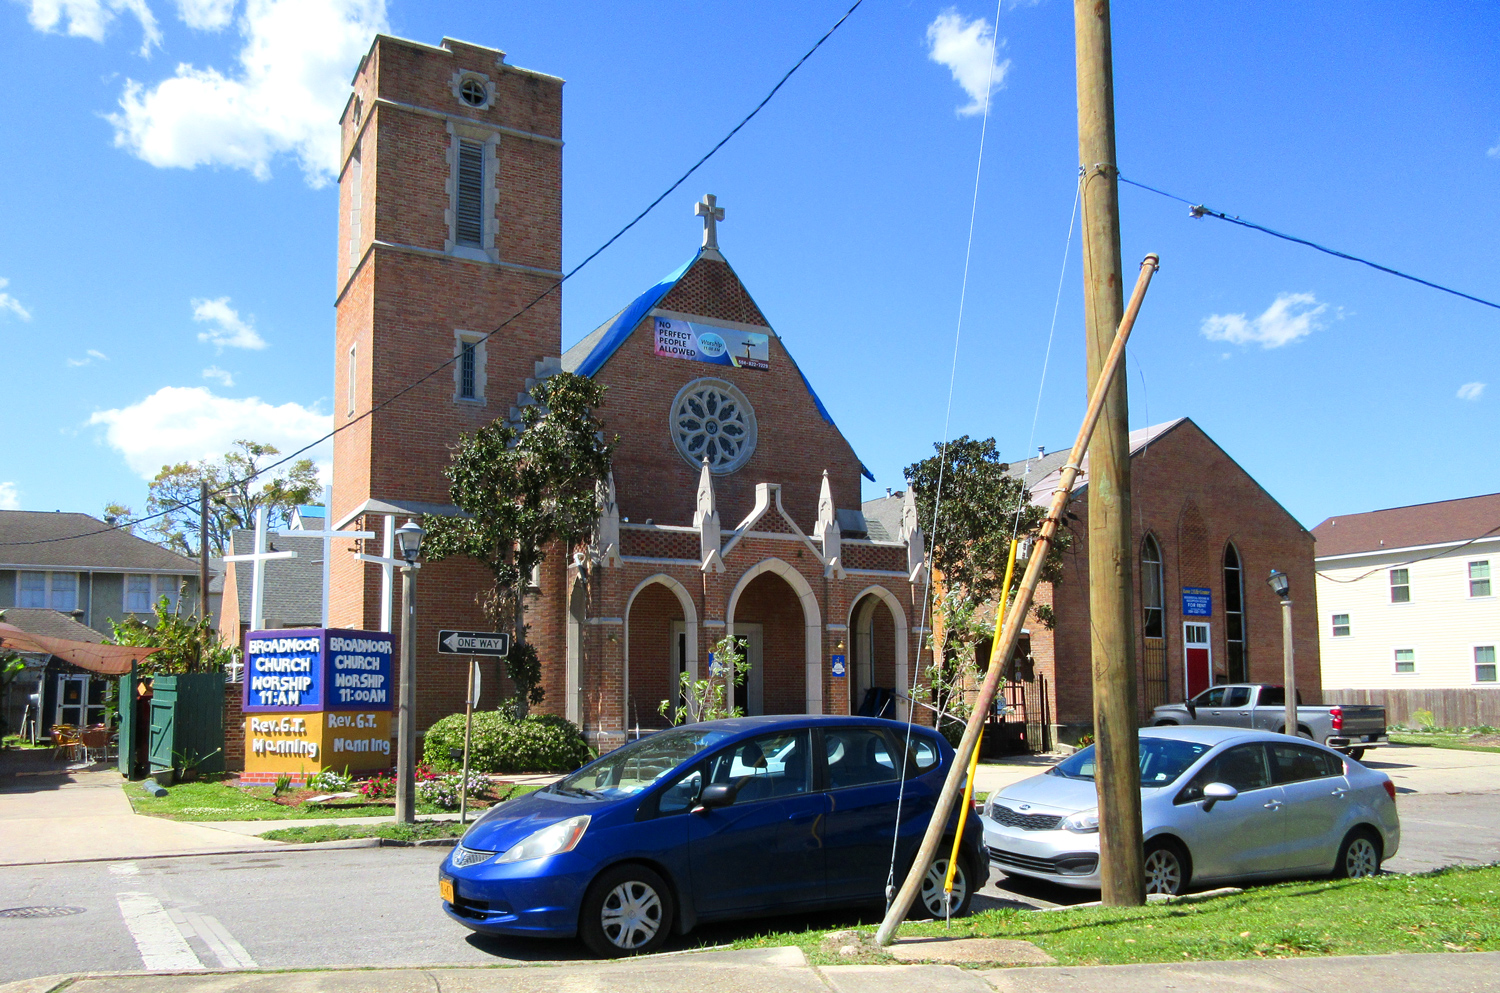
[670, 378, 757, 473]
[1224, 543, 1248, 682]
[1141, 534, 1165, 639]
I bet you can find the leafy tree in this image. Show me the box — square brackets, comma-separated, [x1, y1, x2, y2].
[139, 440, 319, 556]
[423, 373, 615, 716]
[659, 635, 751, 725]
[108, 598, 239, 675]
[102, 503, 135, 534]
[0, 656, 28, 739]
[906, 436, 1067, 724]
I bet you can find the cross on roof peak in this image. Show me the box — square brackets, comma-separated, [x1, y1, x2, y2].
[695, 194, 725, 251]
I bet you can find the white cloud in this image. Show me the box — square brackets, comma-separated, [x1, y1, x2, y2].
[1201, 292, 1328, 349]
[174, 0, 235, 30]
[926, 8, 1010, 117]
[0, 482, 19, 511]
[1488, 138, 1500, 160]
[22, 0, 161, 56]
[66, 348, 109, 367]
[202, 364, 235, 386]
[0, 278, 32, 321]
[88, 385, 331, 478]
[107, 0, 387, 186]
[1458, 381, 1486, 401]
[192, 296, 267, 350]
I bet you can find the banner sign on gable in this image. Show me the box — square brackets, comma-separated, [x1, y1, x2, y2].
[654, 317, 769, 371]
[1181, 587, 1213, 617]
[243, 628, 393, 712]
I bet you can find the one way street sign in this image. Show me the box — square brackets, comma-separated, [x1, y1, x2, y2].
[437, 630, 511, 657]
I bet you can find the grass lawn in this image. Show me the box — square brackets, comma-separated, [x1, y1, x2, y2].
[1388, 733, 1500, 754]
[260, 821, 466, 844]
[124, 778, 541, 821]
[727, 864, 1500, 967]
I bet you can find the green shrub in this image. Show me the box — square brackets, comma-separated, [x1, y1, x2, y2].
[423, 710, 593, 774]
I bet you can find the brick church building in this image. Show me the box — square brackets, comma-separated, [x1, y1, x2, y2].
[325, 35, 927, 751]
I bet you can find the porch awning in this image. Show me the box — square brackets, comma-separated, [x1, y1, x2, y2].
[0, 623, 163, 676]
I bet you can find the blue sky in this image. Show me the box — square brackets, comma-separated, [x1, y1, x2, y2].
[1, 1, 1496, 531]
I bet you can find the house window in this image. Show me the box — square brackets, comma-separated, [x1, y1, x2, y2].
[452, 332, 485, 402]
[18, 572, 46, 608]
[455, 140, 485, 247]
[1476, 646, 1497, 683]
[1390, 568, 1410, 603]
[1223, 543, 1247, 681]
[127, 575, 153, 612]
[460, 340, 477, 399]
[347, 343, 357, 416]
[1330, 613, 1350, 637]
[157, 576, 180, 614]
[1141, 535, 1165, 639]
[1394, 648, 1416, 674]
[1470, 561, 1491, 598]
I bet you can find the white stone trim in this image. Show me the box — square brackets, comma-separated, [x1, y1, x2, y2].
[624, 574, 701, 726]
[369, 97, 562, 146]
[848, 584, 911, 721]
[443, 123, 501, 262]
[724, 557, 823, 715]
[450, 69, 494, 111]
[669, 377, 757, 475]
[452, 329, 488, 404]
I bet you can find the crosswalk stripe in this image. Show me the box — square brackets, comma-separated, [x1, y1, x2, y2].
[115, 892, 204, 972]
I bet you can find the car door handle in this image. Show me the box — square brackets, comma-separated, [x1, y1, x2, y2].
[1263, 800, 1283, 810]
[787, 811, 821, 824]
[1331, 788, 1349, 798]
[1238, 712, 1250, 716]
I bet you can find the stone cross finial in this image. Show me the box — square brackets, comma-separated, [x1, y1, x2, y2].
[695, 194, 725, 250]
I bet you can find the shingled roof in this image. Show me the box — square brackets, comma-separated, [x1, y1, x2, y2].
[0, 511, 198, 572]
[0, 607, 106, 643]
[1311, 493, 1500, 558]
[226, 530, 323, 626]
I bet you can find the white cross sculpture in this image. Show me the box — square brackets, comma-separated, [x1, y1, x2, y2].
[695, 193, 725, 251]
[277, 485, 375, 628]
[224, 506, 298, 631]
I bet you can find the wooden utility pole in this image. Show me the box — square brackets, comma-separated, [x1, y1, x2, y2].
[199, 482, 211, 622]
[1075, 0, 1145, 906]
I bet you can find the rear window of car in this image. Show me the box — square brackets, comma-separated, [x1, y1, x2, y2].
[1269, 742, 1343, 784]
[1049, 738, 1210, 786]
[824, 727, 900, 789]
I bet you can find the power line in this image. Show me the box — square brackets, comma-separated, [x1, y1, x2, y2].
[1119, 176, 1500, 311]
[1, 1, 865, 549]
[1316, 525, 1500, 585]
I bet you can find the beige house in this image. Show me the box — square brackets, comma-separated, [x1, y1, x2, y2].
[1314, 493, 1499, 727]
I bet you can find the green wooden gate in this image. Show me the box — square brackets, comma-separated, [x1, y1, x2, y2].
[147, 673, 226, 780]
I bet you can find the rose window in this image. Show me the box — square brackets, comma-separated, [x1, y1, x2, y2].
[670, 378, 757, 473]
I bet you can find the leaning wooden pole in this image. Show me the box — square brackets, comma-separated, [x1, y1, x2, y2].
[876, 254, 1159, 947]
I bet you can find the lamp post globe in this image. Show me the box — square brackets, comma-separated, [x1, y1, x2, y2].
[1267, 567, 1297, 736]
[1266, 568, 1290, 600]
[393, 518, 424, 824]
[395, 518, 425, 562]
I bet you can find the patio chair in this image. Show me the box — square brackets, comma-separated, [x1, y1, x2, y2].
[81, 727, 109, 764]
[50, 725, 82, 762]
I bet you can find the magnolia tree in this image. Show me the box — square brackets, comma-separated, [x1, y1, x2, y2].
[423, 373, 615, 716]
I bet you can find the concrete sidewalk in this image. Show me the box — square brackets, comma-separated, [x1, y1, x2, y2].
[4, 947, 1498, 993]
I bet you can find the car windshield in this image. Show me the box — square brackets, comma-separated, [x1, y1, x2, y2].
[1048, 738, 1211, 787]
[553, 727, 734, 800]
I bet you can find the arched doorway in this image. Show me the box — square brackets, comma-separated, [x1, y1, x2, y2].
[726, 558, 822, 716]
[848, 586, 907, 719]
[624, 575, 698, 731]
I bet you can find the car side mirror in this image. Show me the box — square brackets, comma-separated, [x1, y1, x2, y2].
[1202, 781, 1238, 811]
[692, 782, 737, 814]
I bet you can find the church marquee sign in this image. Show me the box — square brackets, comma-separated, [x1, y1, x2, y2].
[654, 317, 769, 371]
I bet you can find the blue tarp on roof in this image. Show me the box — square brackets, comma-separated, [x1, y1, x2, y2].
[573, 249, 876, 483]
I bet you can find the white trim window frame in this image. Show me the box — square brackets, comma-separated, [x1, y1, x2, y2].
[1476, 645, 1497, 684]
[443, 124, 501, 263]
[155, 575, 181, 614]
[347, 342, 357, 416]
[346, 138, 362, 276]
[19, 571, 79, 612]
[126, 574, 153, 613]
[1393, 647, 1417, 675]
[1389, 568, 1411, 604]
[1469, 560, 1492, 599]
[452, 330, 487, 403]
[1330, 613, 1350, 638]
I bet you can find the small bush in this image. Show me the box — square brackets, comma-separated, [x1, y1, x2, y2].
[307, 769, 353, 792]
[416, 772, 489, 810]
[358, 772, 395, 799]
[1410, 709, 1436, 730]
[423, 710, 593, 774]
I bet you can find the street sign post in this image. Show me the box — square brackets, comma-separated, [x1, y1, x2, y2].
[437, 631, 511, 657]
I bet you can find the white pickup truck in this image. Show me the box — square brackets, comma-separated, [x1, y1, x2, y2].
[1149, 683, 1388, 759]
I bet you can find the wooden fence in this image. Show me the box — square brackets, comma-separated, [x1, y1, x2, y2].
[1323, 687, 1500, 729]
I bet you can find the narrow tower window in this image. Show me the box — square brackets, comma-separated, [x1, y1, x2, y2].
[347, 343, 357, 415]
[1223, 543, 1247, 681]
[1141, 535, 1165, 639]
[346, 144, 361, 275]
[460, 340, 477, 399]
[455, 140, 484, 247]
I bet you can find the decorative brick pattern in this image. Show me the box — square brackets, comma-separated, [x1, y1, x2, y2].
[843, 542, 906, 572]
[620, 528, 698, 561]
[656, 258, 768, 326]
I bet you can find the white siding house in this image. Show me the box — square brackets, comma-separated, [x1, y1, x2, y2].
[1313, 493, 1500, 726]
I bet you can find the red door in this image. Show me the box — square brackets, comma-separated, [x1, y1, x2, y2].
[1183, 622, 1212, 698]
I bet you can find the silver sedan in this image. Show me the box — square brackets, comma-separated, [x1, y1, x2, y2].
[980, 725, 1400, 895]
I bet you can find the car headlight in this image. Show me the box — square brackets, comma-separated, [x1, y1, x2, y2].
[495, 815, 591, 864]
[1062, 808, 1099, 833]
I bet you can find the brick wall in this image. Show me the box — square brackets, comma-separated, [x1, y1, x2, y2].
[222, 682, 244, 771]
[624, 583, 682, 730]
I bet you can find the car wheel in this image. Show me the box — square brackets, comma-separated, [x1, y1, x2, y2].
[579, 864, 674, 958]
[1143, 839, 1190, 896]
[912, 852, 974, 919]
[1347, 748, 1367, 761]
[1334, 829, 1382, 879]
[1153, 721, 1178, 727]
[1278, 726, 1316, 741]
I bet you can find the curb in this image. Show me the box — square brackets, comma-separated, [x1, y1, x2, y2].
[0, 838, 381, 868]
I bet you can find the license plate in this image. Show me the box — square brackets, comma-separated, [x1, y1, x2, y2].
[439, 878, 454, 904]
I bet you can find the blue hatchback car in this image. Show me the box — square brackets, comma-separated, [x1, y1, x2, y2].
[438, 715, 986, 957]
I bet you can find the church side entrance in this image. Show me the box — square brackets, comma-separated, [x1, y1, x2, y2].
[625, 582, 689, 732]
[729, 570, 809, 716]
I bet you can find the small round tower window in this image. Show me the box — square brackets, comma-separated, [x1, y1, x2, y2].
[459, 77, 487, 107]
[670, 378, 757, 473]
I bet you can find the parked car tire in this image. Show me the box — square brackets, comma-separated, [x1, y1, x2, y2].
[1277, 726, 1316, 741]
[910, 849, 976, 919]
[578, 863, 675, 958]
[1153, 720, 1178, 727]
[1346, 748, 1367, 761]
[1143, 838, 1191, 896]
[1333, 828, 1382, 880]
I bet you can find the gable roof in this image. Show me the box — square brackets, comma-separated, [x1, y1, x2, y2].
[0, 607, 106, 642]
[1006, 419, 1186, 498]
[0, 511, 199, 572]
[1311, 492, 1500, 558]
[226, 530, 324, 626]
[563, 248, 875, 481]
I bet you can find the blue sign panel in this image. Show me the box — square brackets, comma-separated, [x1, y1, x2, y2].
[1181, 587, 1213, 617]
[830, 654, 847, 678]
[243, 628, 393, 712]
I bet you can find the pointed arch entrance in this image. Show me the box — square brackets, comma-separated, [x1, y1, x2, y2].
[725, 558, 822, 715]
[847, 585, 909, 720]
[623, 574, 699, 731]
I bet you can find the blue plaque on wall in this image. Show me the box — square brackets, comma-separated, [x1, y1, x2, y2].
[1181, 588, 1213, 617]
